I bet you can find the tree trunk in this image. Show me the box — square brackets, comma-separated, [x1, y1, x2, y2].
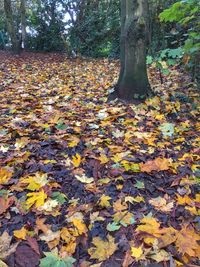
[115, 0, 152, 102]
[3, 0, 20, 53]
[20, 0, 26, 49]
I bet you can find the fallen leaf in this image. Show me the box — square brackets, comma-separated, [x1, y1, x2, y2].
[159, 122, 175, 137]
[26, 190, 47, 208]
[176, 225, 200, 257]
[72, 153, 81, 167]
[20, 173, 48, 191]
[0, 259, 8, 267]
[148, 249, 170, 262]
[0, 232, 18, 259]
[99, 194, 111, 207]
[140, 158, 170, 173]
[14, 227, 28, 240]
[149, 196, 174, 212]
[131, 245, 143, 260]
[136, 217, 161, 237]
[107, 222, 121, 232]
[75, 174, 94, 184]
[0, 197, 14, 214]
[0, 168, 13, 185]
[71, 218, 87, 235]
[88, 235, 117, 261]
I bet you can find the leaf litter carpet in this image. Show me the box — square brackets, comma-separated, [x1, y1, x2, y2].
[0, 52, 200, 267]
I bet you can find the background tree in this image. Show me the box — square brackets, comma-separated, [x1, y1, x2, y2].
[3, 0, 20, 53]
[70, 0, 120, 57]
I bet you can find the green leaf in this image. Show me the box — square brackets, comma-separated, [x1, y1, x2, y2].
[0, 189, 8, 197]
[167, 47, 183, 58]
[55, 123, 68, 130]
[159, 123, 175, 137]
[52, 192, 67, 205]
[167, 59, 176, 66]
[40, 253, 75, 267]
[135, 180, 145, 189]
[107, 222, 121, 232]
[146, 55, 153, 65]
[161, 68, 170, 76]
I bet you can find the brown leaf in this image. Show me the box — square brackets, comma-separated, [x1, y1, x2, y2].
[175, 225, 200, 257]
[9, 242, 40, 267]
[26, 236, 40, 255]
[122, 250, 134, 267]
[140, 158, 170, 173]
[0, 232, 18, 260]
[0, 197, 14, 215]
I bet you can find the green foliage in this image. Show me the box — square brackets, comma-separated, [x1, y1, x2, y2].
[159, 0, 200, 84]
[70, 0, 120, 58]
[40, 252, 76, 267]
[26, 0, 66, 52]
[147, 47, 183, 76]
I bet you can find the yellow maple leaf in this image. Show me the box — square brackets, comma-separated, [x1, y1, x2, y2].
[88, 235, 117, 261]
[143, 237, 156, 245]
[195, 194, 200, 203]
[72, 153, 81, 167]
[61, 242, 76, 255]
[20, 172, 48, 191]
[71, 218, 87, 235]
[176, 194, 193, 205]
[98, 154, 109, 164]
[61, 228, 75, 243]
[13, 227, 28, 240]
[99, 195, 111, 207]
[131, 245, 143, 260]
[112, 154, 122, 163]
[185, 206, 200, 215]
[136, 217, 161, 237]
[0, 168, 13, 185]
[68, 136, 80, 147]
[26, 190, 47, 208]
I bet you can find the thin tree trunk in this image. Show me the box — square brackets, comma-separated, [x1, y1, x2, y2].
[3, 0, 20, 53]
[20, 0, 26, 49]
[115, 0, 152, 102]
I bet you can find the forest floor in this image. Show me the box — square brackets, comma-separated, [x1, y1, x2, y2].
[0, 52, 200, 267]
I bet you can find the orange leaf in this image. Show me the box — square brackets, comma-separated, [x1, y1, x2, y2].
[140, 158, 170, 173]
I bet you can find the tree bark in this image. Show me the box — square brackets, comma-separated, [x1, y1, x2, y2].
[115, 0, 152, 102]
[20, 0, 26, 49]
[3, 0, 20, 53]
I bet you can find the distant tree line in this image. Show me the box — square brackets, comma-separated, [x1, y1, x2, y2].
[0, 0, 199, 88]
